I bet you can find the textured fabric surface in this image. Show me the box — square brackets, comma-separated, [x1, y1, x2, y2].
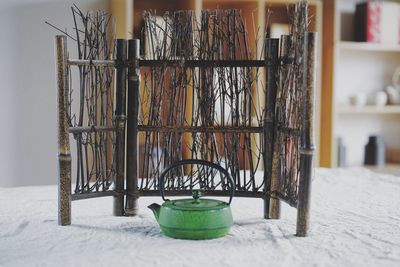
[1, 168, 399, 267]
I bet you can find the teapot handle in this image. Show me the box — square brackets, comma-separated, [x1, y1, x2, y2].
[158, 159, 235, 205]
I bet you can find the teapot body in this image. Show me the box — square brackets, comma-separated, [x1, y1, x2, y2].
[149, 199, 233, 240]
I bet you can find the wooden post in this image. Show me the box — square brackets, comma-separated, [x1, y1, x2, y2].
[114, 39, 127, 216]
[296, 32, 317, 237]
[56, 35, 71, 225]
[125, 39, 140, 216]
[264, 38, 279, 219]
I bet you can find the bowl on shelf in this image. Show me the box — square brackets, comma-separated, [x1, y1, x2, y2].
[368, 91, 388, 106]
[349, 93, 367, 106]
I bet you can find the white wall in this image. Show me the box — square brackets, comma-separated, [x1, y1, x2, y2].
[0, 0, 109, 187]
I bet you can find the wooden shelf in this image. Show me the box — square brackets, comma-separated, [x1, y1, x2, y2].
[338, 41, 400, 52]
[365, 164, 400, 176]
[337, 105, 400, 115]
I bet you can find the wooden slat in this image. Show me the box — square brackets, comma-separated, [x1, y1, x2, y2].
[137, 125, 264, 133]
[320, 0, 336, 167]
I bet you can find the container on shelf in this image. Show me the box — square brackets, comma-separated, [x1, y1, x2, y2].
[355, 1, 400, 44]
[337, 137, 346, 167]
[364, 135, 386, 167]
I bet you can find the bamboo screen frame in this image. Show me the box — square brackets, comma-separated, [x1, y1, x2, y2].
[55, 6, 316, 237]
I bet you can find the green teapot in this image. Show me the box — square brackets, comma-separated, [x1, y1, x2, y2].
[148, 159, 234, 240]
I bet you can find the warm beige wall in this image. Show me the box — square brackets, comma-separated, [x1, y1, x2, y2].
[110, 0, 133, 39]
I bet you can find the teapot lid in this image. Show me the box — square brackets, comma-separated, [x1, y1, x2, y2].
[162, 190, 228, 211]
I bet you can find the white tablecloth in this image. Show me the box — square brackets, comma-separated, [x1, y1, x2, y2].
[1, 168, 399, 267]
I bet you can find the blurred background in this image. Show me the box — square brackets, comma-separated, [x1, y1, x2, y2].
[1, 0, 399, 187]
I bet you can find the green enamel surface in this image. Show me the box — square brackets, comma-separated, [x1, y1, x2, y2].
[160, 226, 230, 240]
[151, 198, 233, 239]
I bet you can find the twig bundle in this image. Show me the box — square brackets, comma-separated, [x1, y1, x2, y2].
[50, 6, 116, 194]
[140, 9, 264, 193]
[51, 2, 311, 205]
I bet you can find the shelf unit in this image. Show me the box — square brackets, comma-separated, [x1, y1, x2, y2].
[337, 105, 400, 115]
[366, 164, 400, 176]
[339, 41, 400, 52]
[321, 0, 400, 170]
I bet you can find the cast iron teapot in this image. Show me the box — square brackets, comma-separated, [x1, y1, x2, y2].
[148, 159, 234, 240]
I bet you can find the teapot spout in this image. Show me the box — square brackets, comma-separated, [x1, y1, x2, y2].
[148, 203, 161, 220]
